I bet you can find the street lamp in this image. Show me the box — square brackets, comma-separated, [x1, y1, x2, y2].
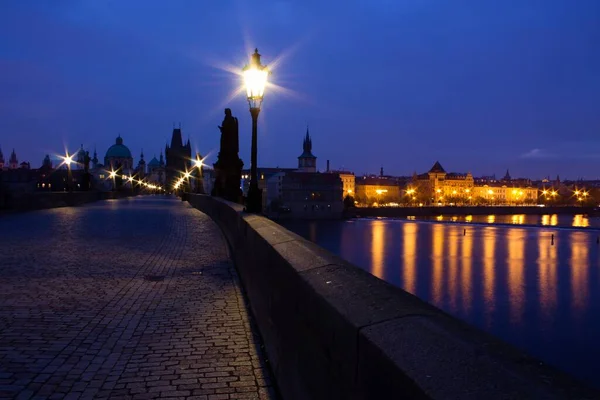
[62, 153, 74, 192]
[194, 154, 204, 194]
[109, 170, 117, 191]
[243, 48, 270, 213]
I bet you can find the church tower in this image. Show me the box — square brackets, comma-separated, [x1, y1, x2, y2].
[165, 124, 192, 189]
[76, 144, 86, 169]
[0, 146, 4, 169]
[92, 148, 98, 169]
[137, 150, 146, 177]
[9, 149, 18, 169]
[298, 127, 317, 173]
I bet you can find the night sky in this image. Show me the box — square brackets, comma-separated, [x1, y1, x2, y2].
[1, 1, 599, 179]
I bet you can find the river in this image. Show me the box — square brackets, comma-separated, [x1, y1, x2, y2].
[281, 215, 600, 388]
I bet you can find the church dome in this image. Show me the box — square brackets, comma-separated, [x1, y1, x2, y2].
[105, 135, 132, 159]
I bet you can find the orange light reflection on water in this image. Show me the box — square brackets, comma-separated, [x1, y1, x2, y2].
[573, 214, 589, 227]
[510, 214, 525, 225]
[570, 232, 589, 320]
[402, 223, 418, 294]
[432, 224, 444, 304]
[538, 233, 557, 321]
[507, 229, 525, 325]
[461, 225, 473, 314]
[482, 227, 496, 325]
[370, 220, 386, 279]
[448, 226, 459, 310]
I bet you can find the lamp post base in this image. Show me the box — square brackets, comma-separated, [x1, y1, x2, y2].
[246, 185, 262, 213]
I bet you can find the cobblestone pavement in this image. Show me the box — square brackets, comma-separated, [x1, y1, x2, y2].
[0, 196, 276, 400]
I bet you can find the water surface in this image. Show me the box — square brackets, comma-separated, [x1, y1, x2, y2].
[282, 218, 600, 387]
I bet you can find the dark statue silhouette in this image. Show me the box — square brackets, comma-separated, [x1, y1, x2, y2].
[81, 151, 92, 191]
[212, 108, 243, 202]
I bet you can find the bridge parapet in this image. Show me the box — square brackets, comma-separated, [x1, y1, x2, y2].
[188, 194, 597, 400]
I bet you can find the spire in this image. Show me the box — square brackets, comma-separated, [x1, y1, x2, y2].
[380, 166, 384, 177]
[92, 147, 98, 169]
[303, 126, 312, 152]
[0, 146, 4, 163]
[429, 161, 446, 173]
[140, 149, 144, 159]
[9, 149, 18, 168]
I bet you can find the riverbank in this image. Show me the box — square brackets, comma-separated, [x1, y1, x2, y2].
[350, 205, 597, 218]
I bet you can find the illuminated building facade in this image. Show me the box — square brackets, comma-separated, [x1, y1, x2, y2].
[411, 161, 538, 205]
[412, 161, 474, 204]
[472, 185, 538, 204]
[329, 171, 355, 199]
[355, 176, 402, 205]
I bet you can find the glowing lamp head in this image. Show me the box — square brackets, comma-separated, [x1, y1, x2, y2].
[63, 155, 73, 166]
[109, 170, 117, 178]
[243, 48, 270, 109]
[184, 172, 191, 179]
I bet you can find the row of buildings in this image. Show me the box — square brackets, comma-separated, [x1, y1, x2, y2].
[2, 127, 595, 219]
[0, 127, 214, 196]
[0, 148, 30, 170]
[238, 132, 594, 219]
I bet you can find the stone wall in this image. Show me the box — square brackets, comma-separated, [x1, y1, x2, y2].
[188, 194, 597, 400]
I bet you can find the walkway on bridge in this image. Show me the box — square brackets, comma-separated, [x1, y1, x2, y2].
[0, 196, 276, 399]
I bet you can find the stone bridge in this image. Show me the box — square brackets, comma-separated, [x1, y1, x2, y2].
[0, 195, 598, 400]
[0, 196, 275, 400]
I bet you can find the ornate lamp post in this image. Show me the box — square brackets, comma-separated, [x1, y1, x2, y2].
[194, 153, 205, 194]
[243, 48, 270, 213]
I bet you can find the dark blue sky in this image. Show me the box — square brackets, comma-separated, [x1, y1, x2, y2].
[1, 1, 599, 179]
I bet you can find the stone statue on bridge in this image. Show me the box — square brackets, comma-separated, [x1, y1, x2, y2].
[81, 151, 92, 191]
[212, 108, 243, 202]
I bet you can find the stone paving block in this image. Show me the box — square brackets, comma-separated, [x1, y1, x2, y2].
[0, 197, 277, 399]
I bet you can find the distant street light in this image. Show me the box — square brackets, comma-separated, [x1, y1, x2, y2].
[62, 153, 74, 192]
[243, 48, 270, 213]
[194, 154, 204, 194]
